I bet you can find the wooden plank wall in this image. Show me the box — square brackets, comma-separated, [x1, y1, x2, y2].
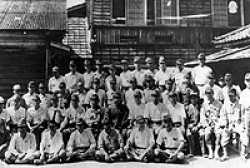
[0, 47, 46, 98]
[92, 0, 112, 25]
[211, 0, 228, 27]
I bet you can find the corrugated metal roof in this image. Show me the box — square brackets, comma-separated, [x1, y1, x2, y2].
[185, 45, 250, 66]
[0, 0, 66, 30]
[213, 24, 250, 45]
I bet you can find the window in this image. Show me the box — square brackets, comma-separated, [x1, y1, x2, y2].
[112, 0, 126, 24]
[160, 0, 179, 25]
[147, 0, 155, 25]
[228, 0, 242, 26]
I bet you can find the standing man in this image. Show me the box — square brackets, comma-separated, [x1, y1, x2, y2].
[192, 53, 213, 91]
[120, 59, 132, 91]
[239, 73, 250, 159]
[6, 84, 26, 108]
[38, 83, 51, 109]
[5, 119, 38, 164]
[22, 81, 38, 108]
[64, 60, 84, 93]
[172, 59, 190, 90]
[132, 56, 145, 89]
[144, 57, 156, 78]
[48, 66, 65, 93]
[105, 64, 121, 91]
[154, 56, 172, 87]
[93, 59, 103, 79]
[83, 59, 94, 91]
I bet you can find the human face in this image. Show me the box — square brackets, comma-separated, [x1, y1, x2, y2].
[134, 96, 141, 105]
[225, 78, 232, 86]
[199, 58, 205, 66]
[229, 93, 236, 103]
[137, 120, 145, 129]
[13, 88, 21, 95]
[53, 71, 60, 78]
[93, 82, 99, 90]
[159, 63, 166, 70]
[169, 96, 177, 105]
[147, 62, 153, 70]
[205, 92, 214, 100]
[18, 127, 27, 138]
[245, 78, 250, 89]
[76, 124, 84, 133]
[176, 63, 183, 70]
[134, 63, 141, 70]
[71, 100, 79, 108]
[0, 103, 4, 112]
[208, 78, 215, 86]
[29, 85, 36, 93]
[164, 120, 173, 132]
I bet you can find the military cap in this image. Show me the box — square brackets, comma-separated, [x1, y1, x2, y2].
[0, 96, 4, 104]
[176, 59, 183, 65]
[159, 56, 166, 64]
[52, 66, 59, 72]
[13, 84, 21, 91]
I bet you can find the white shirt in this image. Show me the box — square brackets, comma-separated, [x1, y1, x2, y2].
[22, 92, 39, 108]
[7, 106, 26, 124]
[167, 102, 186, 126]
[157, 128, 185, 149]
[129, 103, 145, 120]
[64, 72, 84, 92]
[84, 89, 106, 107]
[192, 65, 212, 85]
[239, 88, 250, 109]
[144, 102, 169, 122]
[223, 85, 241, 104]
[40, 130, 64, 154]
[105, 75, 121, 91]
[172, 68, 190, 88]
[201, 84, 224, 101]
[120, 71, 132, 88]
[67, 128, 96, 151]
[132, 69, 145, 86]
[83, 72, 94, 89]
[9, 132, 36, 155]
[48, 76, 65, 93]
[154, 69, 172, 86]
[27, 106, 48, 124]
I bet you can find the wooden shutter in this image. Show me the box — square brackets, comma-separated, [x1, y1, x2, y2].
[212, 0, 228, 27]
[126, 0, 146, 25]
[161, 0, 178, 25]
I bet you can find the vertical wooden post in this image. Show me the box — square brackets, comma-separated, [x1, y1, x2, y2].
[241, 0, 245, 26]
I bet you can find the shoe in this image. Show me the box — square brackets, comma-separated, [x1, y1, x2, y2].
[214, 154, 220, 160]
[202, 154, 208, 158]
[187, 154, 194, 158]
[220, 155, 229, 162]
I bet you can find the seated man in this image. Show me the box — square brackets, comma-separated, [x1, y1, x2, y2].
[5, 119, 38, 164]
[35, 119, 66, 164]
[66, 118, 96, 162]
[0, 119, 11, 160]
[84, 94, 104, 139]
[96, 117, 125, 162]
[124, 115, 155, 162]
[155, 114, 185, 163]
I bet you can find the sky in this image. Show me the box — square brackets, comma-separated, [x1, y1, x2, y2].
[66, 0, 85, 8]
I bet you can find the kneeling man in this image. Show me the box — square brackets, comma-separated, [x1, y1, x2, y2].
[66, 118, 96, 161]
[125, 115, 155, 162]
[155, 114, 185, 163]
[5, 119, 38, 164]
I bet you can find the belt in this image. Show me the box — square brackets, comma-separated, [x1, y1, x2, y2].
[135, 146, 147, 149]
[151, 120, 162, 124]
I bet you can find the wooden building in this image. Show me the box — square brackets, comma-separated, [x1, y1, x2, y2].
[85, 0, 250, 65]
[0, 0, 67, 98]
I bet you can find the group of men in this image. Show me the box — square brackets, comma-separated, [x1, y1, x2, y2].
[0, 53, 250, 165]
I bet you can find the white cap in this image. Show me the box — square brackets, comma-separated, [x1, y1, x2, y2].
[13, 84, 21, 90]
[0, 96, 4, 104]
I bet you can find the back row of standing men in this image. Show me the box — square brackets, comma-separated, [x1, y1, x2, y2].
[0, 53, 249, 165]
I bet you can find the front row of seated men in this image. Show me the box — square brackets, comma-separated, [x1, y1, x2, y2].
[1, 113, 185, 164]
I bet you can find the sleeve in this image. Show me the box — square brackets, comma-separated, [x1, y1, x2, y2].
[177, 129, 185, 142]
[156, 130, 163, 146]
[149, 129, 155, 147]
[29, 134, 37, 153]
[97, 131, 104, 149]
[66, 132, 75, 152]
[117, 130, 124, 147]
[8, 134, 19, 156]
[199, 105, 206, 126]
[48, 78, 52, 92]
[88, 129, 96, 149]
[84, 91, 91, 105]
[127, 129, 135, 145]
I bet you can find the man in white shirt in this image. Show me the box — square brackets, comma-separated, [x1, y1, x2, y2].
[192, 53, 213, 90]
[239, 73, 250, 159]
[144, 57, 157, 78]
[132, 56, 145, 89]
[66, 118, 96, 162]
[22, 81, 39, 108]
[155, 57, 172, 87]
[5, 119, 38, 164]
[64, 60, 84, 93]
[223, 73, 241, 104]
[201, 74, 224, 102]
[172, 59, 190, 89]
[6, 84, 26, 109]
[105, 64, 121, 91]
[83, 59, 94, 90]
[120, 59, 132, 91]
[48, 66, 65, 93]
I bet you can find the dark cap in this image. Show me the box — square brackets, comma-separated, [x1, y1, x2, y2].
[71, 94, 79, 102]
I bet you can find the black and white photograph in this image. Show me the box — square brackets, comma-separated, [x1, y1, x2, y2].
[0, 0, 250, 168]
